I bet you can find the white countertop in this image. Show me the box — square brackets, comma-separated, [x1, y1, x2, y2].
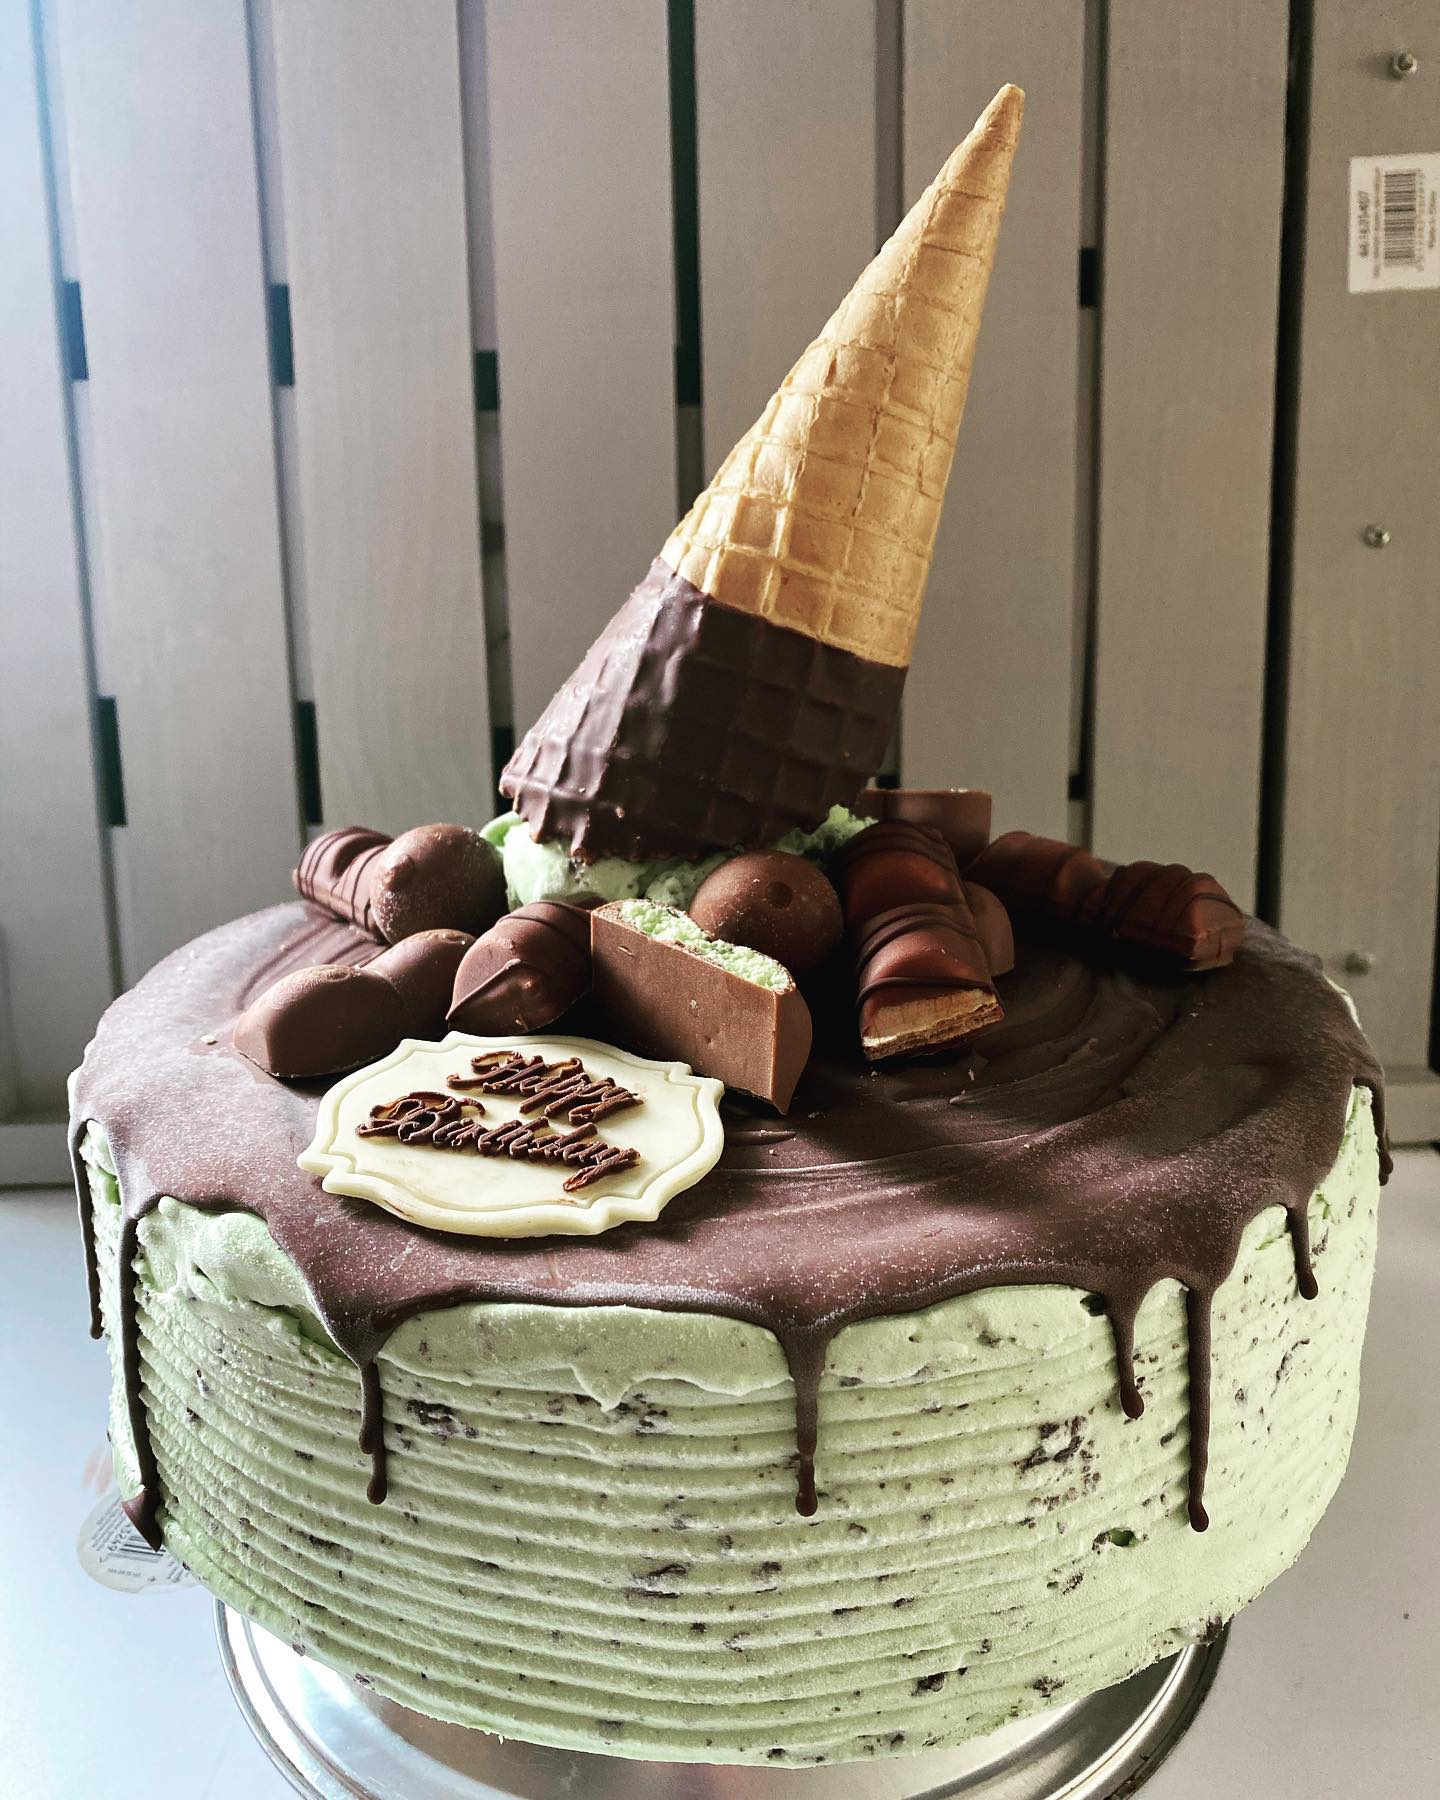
[3, 1157, 1436, 1799]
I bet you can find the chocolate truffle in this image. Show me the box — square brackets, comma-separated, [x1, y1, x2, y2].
[688, 852, 842, 977]
[232, 964, 405, 1080]
[366, 929, 475, 1036]
[369, 824, 507, 944]
[447, 902, 592, 1035]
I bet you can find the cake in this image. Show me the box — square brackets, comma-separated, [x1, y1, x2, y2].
[71, 86, 1387, 1767]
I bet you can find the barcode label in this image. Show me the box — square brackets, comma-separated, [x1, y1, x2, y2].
[1349, 153, 1440, 292]
[77, 1490, 195, 1594]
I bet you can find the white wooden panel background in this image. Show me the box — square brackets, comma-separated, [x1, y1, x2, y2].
[901, 0, 1084, 841]
[1275, 0, 1440, 1096]
[486, 0, 678, 734]
[269, 0, 490, 835]
[0, 0, 113, 1145]
[52, 0, 301, 978]
[1091, 0, 1289, 912]
[4, 0, 1438, 1178]
[693, 0, 877, 475]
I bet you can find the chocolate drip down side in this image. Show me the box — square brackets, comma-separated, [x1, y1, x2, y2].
[71, 902, 1387, 1546]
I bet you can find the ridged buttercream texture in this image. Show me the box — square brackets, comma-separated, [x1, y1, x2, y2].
[84, 1096, 1377, 1765]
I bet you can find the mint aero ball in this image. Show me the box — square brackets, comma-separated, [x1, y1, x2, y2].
[688, 851, 843, 977]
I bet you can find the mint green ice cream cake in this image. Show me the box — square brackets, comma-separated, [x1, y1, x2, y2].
[70, 903, 1386, 1765]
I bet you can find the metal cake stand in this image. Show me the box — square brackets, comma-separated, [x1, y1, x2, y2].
[217, 1603, 1226, 1800]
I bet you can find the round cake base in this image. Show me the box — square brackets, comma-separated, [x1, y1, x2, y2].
[217, 1604, 1226, 1800]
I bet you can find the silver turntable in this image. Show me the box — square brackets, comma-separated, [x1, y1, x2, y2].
[217, 1603, 1225, 1800]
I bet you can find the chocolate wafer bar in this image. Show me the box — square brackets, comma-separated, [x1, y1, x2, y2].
[967, 833, 1245, 970]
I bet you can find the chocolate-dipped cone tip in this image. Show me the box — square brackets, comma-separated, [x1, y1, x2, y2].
[661, 84, 1023, 670]
[501, 86, 1022, 865]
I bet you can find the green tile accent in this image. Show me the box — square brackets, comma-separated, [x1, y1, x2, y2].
[474, 349, 500, 413]
[295, 700, 323, 825]
[268, 284, 295, 387]
[668, 0, 702, 408]
[95, 696, 125, 827]
[61, 280, 88, 381]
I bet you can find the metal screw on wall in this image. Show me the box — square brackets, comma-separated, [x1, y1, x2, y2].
[1343, 950, 1376, 977]
[1362, 524, 1391, 548]
[1389, 50, 1418, 79]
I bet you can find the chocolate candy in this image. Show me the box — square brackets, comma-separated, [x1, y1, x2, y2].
[964, 880, 1015, 978]
[853, 898, 1003, 1061]
[294, 828, 390, 934]
[967, 833, 1245, 971]
[369, 824, 506, 943]
[831, 820, 965, 929]
[965, 833, 1105, 916]
[590, 903, 812, 1112]
[295, 823, 505, 944]
[854, 787, 992, 864]
[447, 902, 593, 1035]
[1085, 860, 1246, 970]
[688, 852, 842, 976]
[366, 929, 474, 1036]
[233, 964, 405, 1080]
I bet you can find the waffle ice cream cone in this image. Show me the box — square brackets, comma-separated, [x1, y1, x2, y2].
[502, 86, 1024, 863]
[663, 83, 1023, 669]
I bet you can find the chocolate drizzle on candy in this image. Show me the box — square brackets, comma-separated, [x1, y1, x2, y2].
[852, 900, 1003, 1059]
[855, 786, 993, 865]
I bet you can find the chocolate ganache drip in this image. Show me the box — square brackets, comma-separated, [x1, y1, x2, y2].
[72, 903, 1387, 1547]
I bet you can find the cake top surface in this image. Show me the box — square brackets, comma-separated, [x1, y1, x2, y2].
[74, 898, 1382, 1430]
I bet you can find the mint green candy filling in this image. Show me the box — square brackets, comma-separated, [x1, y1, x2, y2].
[614, 900, 792, 990]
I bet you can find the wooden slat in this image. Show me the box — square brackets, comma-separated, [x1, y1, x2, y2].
[1090, 1, 1289, 909]
[901, 0, 1084, 839]
[0, 0, 113, 1111]
[53, 0, 300, 978]
[1382, 1074, 1440, 1150]
[457, 0, 498, 360]
[693, 0, 876, 474]
[1275, 0, 1440, 1067]
[456, 0, 513, 755]
[485, 0, 677, 735]
[271, 0, 489, 832]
